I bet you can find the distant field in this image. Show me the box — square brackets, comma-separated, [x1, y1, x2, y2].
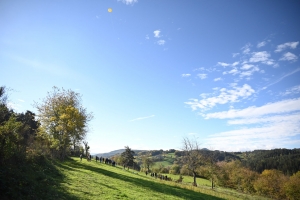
[51, 157, 270, 200]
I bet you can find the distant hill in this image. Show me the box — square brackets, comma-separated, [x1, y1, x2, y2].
[94, 148, 300, 175]
[93, 149, 148, 158]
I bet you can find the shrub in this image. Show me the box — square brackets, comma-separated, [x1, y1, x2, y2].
[284, 171, 300, 200]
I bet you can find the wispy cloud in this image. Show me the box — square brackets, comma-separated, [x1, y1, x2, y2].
[214, 77, 222, 81]
[217, 62, 230, 67]
[203, 98, 300, 119]
[18, 99, 25, 102]
[182, 74, 191, 77]
[241, 43, 251, 54]
[205, 116, 300, 151]
[153, 30, 161, 38]
[239, 66, 259, 78]
[130, 115, 155, 122]
[279, 52, 298, 62]
[203, 98, 300, 151]
[281, 85, 300, 96]
[223, 67, 240, 76]
[197, 74, 207, 79]
[185, 84, 255, 111]
[261, 68, 300, 91]
[118, 0, 138, 5]
[232, 53, 239, 58]
[257, 41, 267, 48]
[275, 41, 299, 52]
[157, 40, 165, 45]
[145, 35, 149, 40]
[9, 55, 77, 78]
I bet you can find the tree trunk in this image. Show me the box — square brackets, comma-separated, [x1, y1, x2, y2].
[193, 171, 197, 187]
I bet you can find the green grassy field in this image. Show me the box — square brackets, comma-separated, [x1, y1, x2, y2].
[153, 153, 176, 168]
[48, 157, 270, 200]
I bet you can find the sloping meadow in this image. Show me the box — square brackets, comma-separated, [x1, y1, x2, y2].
[53, 158, 269, 200]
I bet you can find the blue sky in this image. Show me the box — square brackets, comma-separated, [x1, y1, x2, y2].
[1, 0, 300, 153]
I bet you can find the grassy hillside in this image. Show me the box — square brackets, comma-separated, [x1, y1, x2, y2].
[51, 157, 269, 200]
[2, 156, 272, 199]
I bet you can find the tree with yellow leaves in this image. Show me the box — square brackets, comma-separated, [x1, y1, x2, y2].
[35, 87, 93, 160]
[254, 169, 287, 199]
[284, 171, 300, 200]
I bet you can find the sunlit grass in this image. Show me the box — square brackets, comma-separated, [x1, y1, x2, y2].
[51, 157, 270, 200]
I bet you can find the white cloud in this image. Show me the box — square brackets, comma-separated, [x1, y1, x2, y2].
[145, 35, 149, 40]
[227, 113, 300, 125]
[119, 0, 138, 5]
[153, 30, 161, 38]
[275, 41, 299, 52]
[185, 84, 255, 111]
[7, 102, 21, 111]
[203, 98, 300, 119]
[223, 67, 240, 75]
[197, 74, 207, 79]
[239, 66, 259, 77]
[182, 74, 191, 77]
[214, 77, 222, 81]
[249, 51, 274, 65]
[217, 62, 230, 67]
[240, 64, 254, 70]
[203, 99, 300, 151]
[241, 43, 251, 54]
[130, 115, 155, 122]
[232, 62, 239, 66]
[281, 85, 300, 96]
[204, 116, 300, 151]
[257, 41, 266, 48]
[18, 99, 25, 102]
[157, 40, 165, 45]
[279, 52, 298, 62]
[232, 53, 240, 58]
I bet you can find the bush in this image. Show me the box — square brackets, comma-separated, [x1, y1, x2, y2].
[284, 171, 300, 200]
[160, 167, 169, 173]
[170, 164, 180, 175]
[254, 169, 287, 199]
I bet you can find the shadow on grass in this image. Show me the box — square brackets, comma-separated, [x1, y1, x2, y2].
[64, 159, 224, 200]
[0, 156, 79, 200]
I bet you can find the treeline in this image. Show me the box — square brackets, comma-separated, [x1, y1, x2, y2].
[240, 149, 300, 175]
[173, 148, 300, 175]
[0, 86, 92, 199]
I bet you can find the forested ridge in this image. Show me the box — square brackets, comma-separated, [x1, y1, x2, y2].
[240, 149, 300, 175]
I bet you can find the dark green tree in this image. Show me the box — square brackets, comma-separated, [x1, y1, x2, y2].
[121, 146, 136, 169]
